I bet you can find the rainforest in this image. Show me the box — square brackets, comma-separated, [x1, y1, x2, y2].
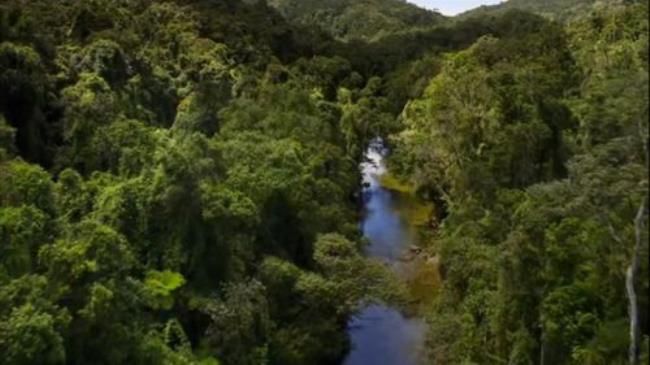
[0, 0, 648, 364]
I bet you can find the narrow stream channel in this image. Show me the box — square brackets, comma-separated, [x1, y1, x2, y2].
[343, 139, 426, 365]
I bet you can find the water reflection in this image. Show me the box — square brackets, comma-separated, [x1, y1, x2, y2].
[344, 305, 425, 365]
[343, 139, 425, 365]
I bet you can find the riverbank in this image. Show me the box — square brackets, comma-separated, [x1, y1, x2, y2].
[343, 140, 440, 365]
[379, 172, 441, 314]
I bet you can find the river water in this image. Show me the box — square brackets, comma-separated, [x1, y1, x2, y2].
[343, 140, 426, 365]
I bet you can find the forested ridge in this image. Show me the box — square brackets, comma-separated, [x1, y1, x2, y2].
[0, 0, 647, 365]
[457, 0, 601, 22]
[267, 0, 444, 41]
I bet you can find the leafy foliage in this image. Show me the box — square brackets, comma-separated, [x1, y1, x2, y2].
[269, 0, 444, 41]
[389, 2, 649, 364]
[0, 0, 647, 364]
[0, 0, 404, 363]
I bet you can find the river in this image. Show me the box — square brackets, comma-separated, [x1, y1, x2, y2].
[343, 140, 426, 365]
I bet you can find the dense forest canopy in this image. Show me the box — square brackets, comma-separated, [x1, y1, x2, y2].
[0, 0, 647, 364]
[390, 1, 649, 364]
[267, 0, 444, 41]
[458, 0, 601, 21]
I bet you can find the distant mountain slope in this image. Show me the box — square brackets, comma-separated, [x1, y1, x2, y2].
[458, 0, 601, 22]
[268, 0, 444, 41]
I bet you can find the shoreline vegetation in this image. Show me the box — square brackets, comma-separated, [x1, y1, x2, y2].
[378, 171, 441, 314]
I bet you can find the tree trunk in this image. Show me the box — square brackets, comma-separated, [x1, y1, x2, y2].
[627, 196, 647, 365]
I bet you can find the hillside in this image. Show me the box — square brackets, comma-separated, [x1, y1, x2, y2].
[458, 0, 600, 22]
[268, 0, 445, 41]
